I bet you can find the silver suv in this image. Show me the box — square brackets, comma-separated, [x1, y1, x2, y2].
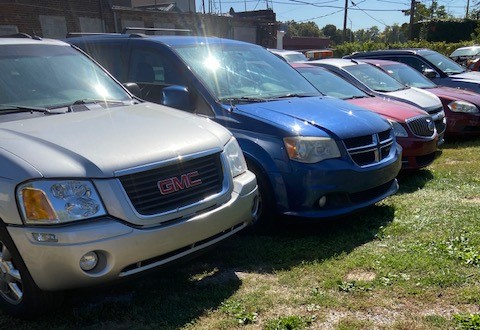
[0, 36, 258, 317]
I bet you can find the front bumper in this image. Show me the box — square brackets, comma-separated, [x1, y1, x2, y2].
[274, 144, 402, 218]
[8, 171, 258, 291]
[445, 111, 480, 137]
[398, 135, 438, 170]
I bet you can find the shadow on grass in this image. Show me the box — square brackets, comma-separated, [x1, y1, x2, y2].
[396, 169, 434, 195]
[0, 205, 394, 329]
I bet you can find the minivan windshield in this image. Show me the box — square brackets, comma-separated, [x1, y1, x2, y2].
[423, 51, 465, 75]
[344, 63, 407, 92]
[0, 44, 131, 111]
[173, 43, 320, 102]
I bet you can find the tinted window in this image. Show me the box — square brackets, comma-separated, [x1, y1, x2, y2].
[81, 42, 127, 81]
[382, 63, 436, 88]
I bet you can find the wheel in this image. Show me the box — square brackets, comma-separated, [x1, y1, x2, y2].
[246, 161, 277, 232]
[0, 225, 60, 318]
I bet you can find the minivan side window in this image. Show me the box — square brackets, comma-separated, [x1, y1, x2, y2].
[83, 42, 127, 82]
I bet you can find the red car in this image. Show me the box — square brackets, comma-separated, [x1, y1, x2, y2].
[292, 63, 438, 170]
[361, 59, 480, 138]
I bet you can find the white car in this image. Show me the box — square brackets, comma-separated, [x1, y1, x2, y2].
[268, 49, 308, 62]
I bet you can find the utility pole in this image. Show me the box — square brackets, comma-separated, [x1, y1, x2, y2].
[409, 0, 415, 40]
[466, 0, 470, 18]
[343, 0, 348, 43]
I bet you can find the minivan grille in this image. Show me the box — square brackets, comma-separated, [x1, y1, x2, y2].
[119, 153, 224, 215]
[343, 129, 394, 166]
[406, 115, 435, 137]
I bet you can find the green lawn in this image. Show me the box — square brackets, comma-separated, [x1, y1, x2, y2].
[2, 139, 480, 330]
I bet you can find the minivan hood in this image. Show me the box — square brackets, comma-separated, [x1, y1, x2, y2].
[380, 87, 442, 111]
[347, 96, 428, 122]
[234, 96, 390, 139]
[0, 103, 230, 178]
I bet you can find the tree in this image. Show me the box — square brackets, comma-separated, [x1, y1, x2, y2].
[285, 21, 322, 37]
[322, 24, 342, 45]
[403, 0, 452, 22]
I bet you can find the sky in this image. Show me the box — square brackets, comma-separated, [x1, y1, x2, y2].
[200, 0, 471, 31]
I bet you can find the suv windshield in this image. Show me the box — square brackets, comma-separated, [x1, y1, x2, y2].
[0, 44, 131, 111]
[172, 43, 320, 102]
[382, 63, 437, 89]
[345, 63, 407, 92]
[423, 51, 465, 75]
[296, 67, 368, 100]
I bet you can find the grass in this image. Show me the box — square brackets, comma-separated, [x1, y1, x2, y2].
[2, 139, 480, 329]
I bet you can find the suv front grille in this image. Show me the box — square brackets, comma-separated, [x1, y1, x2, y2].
[119, 153, 224, 215]
[406, 115, 436, 137]
[343, 129, 394, 167]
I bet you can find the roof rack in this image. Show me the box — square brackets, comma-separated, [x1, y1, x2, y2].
[0, 33, 41, 40]
[66, 32, 119, 38]
[122, 27, 192, 35]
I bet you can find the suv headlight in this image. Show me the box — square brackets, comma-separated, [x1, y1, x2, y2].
[284, 136, 341, 163]
[388, 120, 409, 137]
[224, 137, 248, 177]
[17, 180, 106, 224]
[448, 100, 478, 113]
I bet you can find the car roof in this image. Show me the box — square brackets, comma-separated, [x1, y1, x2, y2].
[0, 36, 69, 46]
[309, 58, 367, 68]
[358, 58, 401, 66]
[268, 49, 303, 55]
[347, 48, 436, 57]
[66, 34, 253, 47]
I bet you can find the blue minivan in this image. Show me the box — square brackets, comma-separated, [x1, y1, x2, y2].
[68, 35, 402, 227]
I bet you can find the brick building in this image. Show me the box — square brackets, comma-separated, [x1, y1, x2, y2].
[0, 0, 277, 47]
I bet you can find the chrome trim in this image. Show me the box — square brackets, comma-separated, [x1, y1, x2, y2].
[405, 115, 436, 139]
[114, 147, 223, 177]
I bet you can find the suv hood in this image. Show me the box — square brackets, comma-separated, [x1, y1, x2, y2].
[234, 96, 390, 139]
[0, 103, 230, 178]
[380, 87, 442, 111]
[450, 71, 480, 84]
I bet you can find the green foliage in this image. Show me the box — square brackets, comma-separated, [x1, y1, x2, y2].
[333, 40, 477, 57]
[453, 313, 480, 329]
[219, 300, 258, 325]
[285, 21, 322, 37]
[264, 315, 315, 330]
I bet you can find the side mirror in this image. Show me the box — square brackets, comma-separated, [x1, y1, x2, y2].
[123, 82, 142, 98]
[162, 85, 194, 112]
[423, 68, 438, 79]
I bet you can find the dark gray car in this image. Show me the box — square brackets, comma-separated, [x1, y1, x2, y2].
[345, 49, 480, 93]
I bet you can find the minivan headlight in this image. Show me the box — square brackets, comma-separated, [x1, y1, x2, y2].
[17, 180, 106, 224]
[448, 100, 478, 113]
[224, 137, 248, 177]
[284, 136, 341, 163]
[388, 120, 409, 137]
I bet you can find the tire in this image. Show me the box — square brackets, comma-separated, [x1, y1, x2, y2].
[0, 225, 61, 318]
[246, 161, 277, 232]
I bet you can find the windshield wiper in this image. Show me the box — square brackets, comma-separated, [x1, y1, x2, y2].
[0, 104, 51, 114]
[220, 97, 268, 105]
[271, 93, 317, 99]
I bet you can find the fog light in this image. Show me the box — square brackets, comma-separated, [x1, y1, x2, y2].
[80, 251, 98, 271]
[318, 196, 327, 208]
[32, 233, 58, 242]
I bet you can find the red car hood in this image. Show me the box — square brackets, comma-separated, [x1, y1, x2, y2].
[347, 96, 429, 123]
[426, 86, 480, 106]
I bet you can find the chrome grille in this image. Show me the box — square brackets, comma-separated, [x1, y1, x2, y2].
[343, 129, 394, 167]
[406, 115, 436, 137]
[119, 153, 224, 215]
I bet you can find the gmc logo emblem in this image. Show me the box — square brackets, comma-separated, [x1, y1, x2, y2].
[157, 171, 202, 195]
